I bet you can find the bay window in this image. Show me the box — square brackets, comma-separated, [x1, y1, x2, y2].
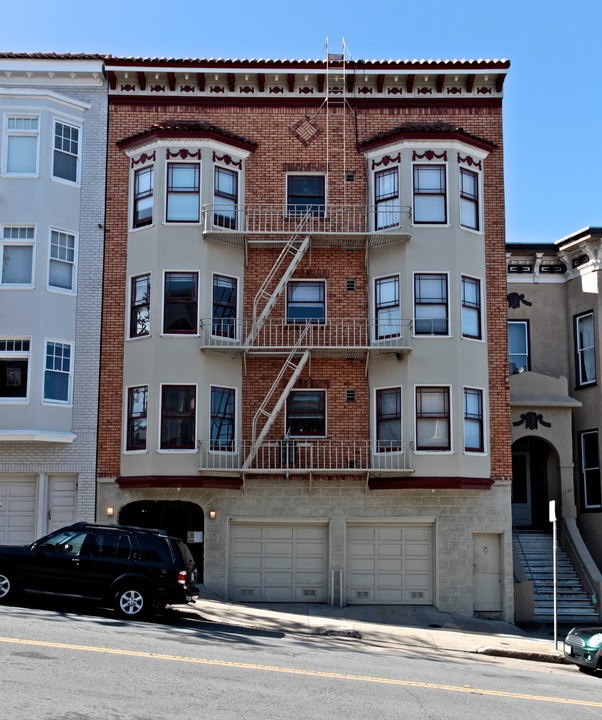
[416, 386, 450, 451]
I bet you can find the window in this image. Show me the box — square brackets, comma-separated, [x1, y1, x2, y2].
[160, 385, 196, 450]
[460, 168, 479, 230]
[376, 387, 402, 451]
[579, 430, 601, 509]
[53, 121, 80, 183]
[375, 275, 400, 339]
[44, 340, 72, 404]
[126, 386, 148, 451]
[214, 166, 238, 229]
[211, 386, 236, 451]
[374, 167, 399, 229]
[575, 312, 596, 387]
[414, 273, 448, 335]
[464, 388, 484, 452]
[413, 164, 446, 223]
[286, 390, 326, 437]
[461, 276, 481, 339]
[49, 229, 76, 291]
[4, 116, 39, 175]
[287, 281, 325, 323]
[0, 338, 30, 401]
[1, 227, 34, 286]
[212, 274, 237, 338]
[163, 272, 198, 334]
[416, 386, 450, 451]
[130, 274, 150, 338]
[166, 163, 200, 222]
[287, 175, 325, 217]
[133, 166, 153, 228]
[508, 321, 529, 374]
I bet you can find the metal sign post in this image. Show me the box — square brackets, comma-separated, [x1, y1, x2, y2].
[549, 500, 558, 650]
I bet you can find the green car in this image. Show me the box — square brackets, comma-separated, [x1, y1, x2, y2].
[564, 627, 602, 673]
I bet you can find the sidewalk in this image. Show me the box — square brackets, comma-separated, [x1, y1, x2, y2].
[187, 588, 568, 664]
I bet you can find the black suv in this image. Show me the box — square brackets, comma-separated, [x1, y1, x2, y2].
[0, 523, 198, 619]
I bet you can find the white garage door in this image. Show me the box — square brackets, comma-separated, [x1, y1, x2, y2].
[48, 475, 77, 532]
[346, 524, 433, 604]
[229, 523, 328, 602]
[0, 477, 37, 544]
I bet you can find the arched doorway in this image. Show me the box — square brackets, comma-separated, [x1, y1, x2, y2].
[511, 437, 559, 529]
[119, 501, 205, 581]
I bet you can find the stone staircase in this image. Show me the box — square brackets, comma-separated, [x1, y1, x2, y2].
[514, 530, 599, 624]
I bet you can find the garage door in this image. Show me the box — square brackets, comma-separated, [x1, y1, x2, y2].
[48, 475, 77, 532]
[346, 524, 433, 604]
[0, 477, 37, 544]
[229, 523, 328, 602]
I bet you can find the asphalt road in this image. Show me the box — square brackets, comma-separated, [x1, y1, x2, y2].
[1, 598, 601, 719]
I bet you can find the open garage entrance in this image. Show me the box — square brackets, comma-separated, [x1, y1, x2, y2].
[119, 501, 205, 581]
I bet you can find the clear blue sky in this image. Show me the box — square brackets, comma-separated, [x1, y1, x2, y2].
[2, 0, 600, 244]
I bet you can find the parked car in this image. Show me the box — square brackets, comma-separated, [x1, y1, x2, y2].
[564, 627, 602, 673]
[0, 522, 198, 619]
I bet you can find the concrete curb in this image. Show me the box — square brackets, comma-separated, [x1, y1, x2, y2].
[476, 646, 567, 663]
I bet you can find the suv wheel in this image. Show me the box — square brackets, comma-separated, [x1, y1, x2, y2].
[114, 587, 149, 619]
[0, 571, 14, 603]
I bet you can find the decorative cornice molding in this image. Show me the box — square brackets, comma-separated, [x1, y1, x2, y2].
[458, 152, 482, 170]
[412, 150, 447, 162]
[372, 153, 401, 170]
[131, 151, 156, 168]
[213, 151, 242, 168]
[166, 148, 202, 160]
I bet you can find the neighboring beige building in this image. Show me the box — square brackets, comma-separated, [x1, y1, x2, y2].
[507, 228, 602, 614]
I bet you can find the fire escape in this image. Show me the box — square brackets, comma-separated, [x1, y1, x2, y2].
[199, 43, 413, 480]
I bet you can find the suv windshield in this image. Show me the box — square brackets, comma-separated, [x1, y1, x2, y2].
[37, 529, 87, 556]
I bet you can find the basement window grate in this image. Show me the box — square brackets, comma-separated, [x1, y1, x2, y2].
[346, 389, 356, 403]
[346, 278, 356, 291]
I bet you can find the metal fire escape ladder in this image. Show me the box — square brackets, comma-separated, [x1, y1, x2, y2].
[242, 327, 311, 470]
[248, 230, 311, 347]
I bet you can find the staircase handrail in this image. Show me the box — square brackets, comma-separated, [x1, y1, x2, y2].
[512, 527, 538, 593]
[558, 519, 599, 606]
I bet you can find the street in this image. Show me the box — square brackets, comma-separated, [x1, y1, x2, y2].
[1, 599, 601, 719]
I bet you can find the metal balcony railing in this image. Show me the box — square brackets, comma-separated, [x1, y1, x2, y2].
[198, 439, 413, 474]
[202, 204, 412, 240]
[199, 317, 413, 354]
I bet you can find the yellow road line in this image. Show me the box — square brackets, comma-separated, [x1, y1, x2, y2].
[1, 635, 600, 707]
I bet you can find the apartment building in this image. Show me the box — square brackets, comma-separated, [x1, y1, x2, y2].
[0, 54, 107, 540]
[98, 53, 512, 617]
[507, 230, 602, 601]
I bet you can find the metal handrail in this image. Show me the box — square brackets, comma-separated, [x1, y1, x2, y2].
[558, 519, 599, 606]
[512, 527, 539, 593]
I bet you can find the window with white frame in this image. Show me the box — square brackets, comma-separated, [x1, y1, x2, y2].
[0, 337, 30, 401]
[374, 167, 399, 229]
[286, 390, 326, 437]
[211, 386, 236, 451]
[160, 384, 196, 450]
[133, 166, 154, 228]
[126, 385, 148, 451]
[43, 340, 72, 404]
[52, 120, 80, 183]
[212, 274, 237, 338]
[287, 280, 326, 323]
[416, 386, 450, 451]
[508, 320, 529, 374]
[1, 227, 34, 286]
[214, 166, 238, 229]
[4, 116, 39, 175]
[575, 312, 596, 387]
[461, 276, 481, 340]
[376, 387, 402, 451]
[460, 167, 479, 230]
[48, 229, 76, 291]
[414, 273, 448, 335]
[464, 387, 484, 453]
[375, 275, 400, 339]
[130, 274, 150, 338]
[163, 272, 198, 334]
[166, 163, 200, 222]
[287, 175, 325, 217]
[413, 164, 446, 224]
[579, 430, 601, 509]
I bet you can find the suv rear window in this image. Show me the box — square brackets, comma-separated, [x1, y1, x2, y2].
[175, 539, 194, 564]
[135, 533, 174, 563]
